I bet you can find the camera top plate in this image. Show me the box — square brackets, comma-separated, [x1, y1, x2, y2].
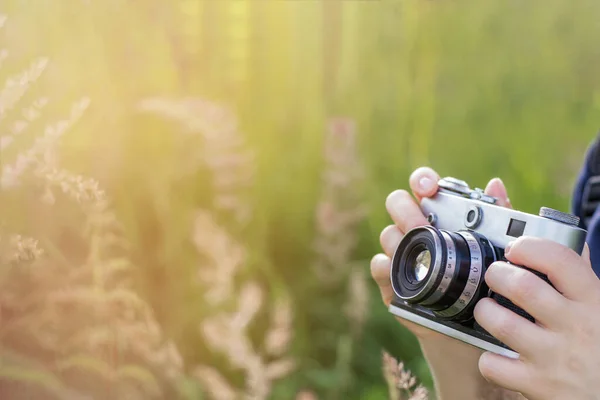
[424, 176, 587, 254]
[438, 177, 498, 205]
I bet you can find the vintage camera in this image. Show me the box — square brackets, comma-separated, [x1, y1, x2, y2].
[388, 177, 587, 359]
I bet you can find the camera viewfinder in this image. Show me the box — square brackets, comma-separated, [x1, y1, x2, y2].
[507, 218, 526, 238]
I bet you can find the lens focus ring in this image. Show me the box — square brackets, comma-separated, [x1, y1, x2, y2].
[434, 231, 484, 319]
[420, 231, 456, 306]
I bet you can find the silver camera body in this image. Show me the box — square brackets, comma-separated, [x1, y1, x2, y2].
[388, 177, 587, 359]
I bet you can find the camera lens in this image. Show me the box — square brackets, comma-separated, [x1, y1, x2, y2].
[412, 250, 431, 282]
[390, 226, 496, 321]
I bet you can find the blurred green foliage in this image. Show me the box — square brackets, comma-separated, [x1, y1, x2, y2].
[2, 0, 600, 398]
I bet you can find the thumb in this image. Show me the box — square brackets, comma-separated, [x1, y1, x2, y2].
[484, 178, 512, 209]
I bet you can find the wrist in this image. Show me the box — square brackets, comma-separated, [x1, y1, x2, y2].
[419, 337, 483, 400]
[419, 337, 523, 400]
[417, 335, 524, 400]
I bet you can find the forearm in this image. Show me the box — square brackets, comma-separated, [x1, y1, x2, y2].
[419, 338, 523, 400]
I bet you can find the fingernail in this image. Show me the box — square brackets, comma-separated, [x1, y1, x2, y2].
[419, 177, 434, 191]
[504, 241, 515, 255]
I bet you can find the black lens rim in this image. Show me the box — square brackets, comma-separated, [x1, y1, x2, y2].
[391, 226, 445, 302]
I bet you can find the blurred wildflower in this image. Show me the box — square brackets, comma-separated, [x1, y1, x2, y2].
[37, 166, 106, 205]
[343, 266, 370, 336]
[265, 297, 293, 357]
[192, 210, 295, 400]
[0, 198, 184, 397]
[0, 43, 178, 397]
[0, 97, 49, 151]
[409, 386, 430, 400]
[295, 390, 319, 400]
[137, 97, 255, 225]
[192, 365, 237, 400]
[198, 283, 295, 400]
[313, 117, 368, 284]
[193, 210, 246, 306]
[0, 57, 48, 122]
[382, 351, 429, 400]
[313, 118, 370, 350]
[0, 234, 44, 265]
[0, 97, 90, 189]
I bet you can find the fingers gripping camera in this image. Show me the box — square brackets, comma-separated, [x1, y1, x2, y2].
[388, 177, 587, 359]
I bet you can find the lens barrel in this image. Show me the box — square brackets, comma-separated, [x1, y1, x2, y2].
[390, 226, 496, 321]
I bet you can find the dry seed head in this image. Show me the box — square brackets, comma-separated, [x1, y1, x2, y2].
[38, 166, 107, 205]
[265, 297, 293, 357]
[137, 97, 255, 225]
[193, 210, 246, 305]
[295, 390, 319, 400]
[193, 365, 237, 400]
[199, 280, 295, 399]
[398, 367, 417, 390]
[409, 385, 429, 400]
[3, 234, 44, 264]
[313, 118, 367, 283]
[1, 97, 90, 189]
[0, 57, 49, 121]
[343, 267, 369, 335]
[233, 281, 264, 329]
[382, 352, 399, 382]
[265, 358, 296, 380]
[0, 96, 50, 149]
[382, 351, 429, 399]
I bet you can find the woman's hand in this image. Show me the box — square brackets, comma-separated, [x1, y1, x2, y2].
[370, 167, 511, 339]
[475, 237, 600, 400]
[370, 167, 520, 400]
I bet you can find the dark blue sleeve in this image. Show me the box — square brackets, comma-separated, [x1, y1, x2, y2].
[571, 139, 596, 224]
[571, 132, 600, 277]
